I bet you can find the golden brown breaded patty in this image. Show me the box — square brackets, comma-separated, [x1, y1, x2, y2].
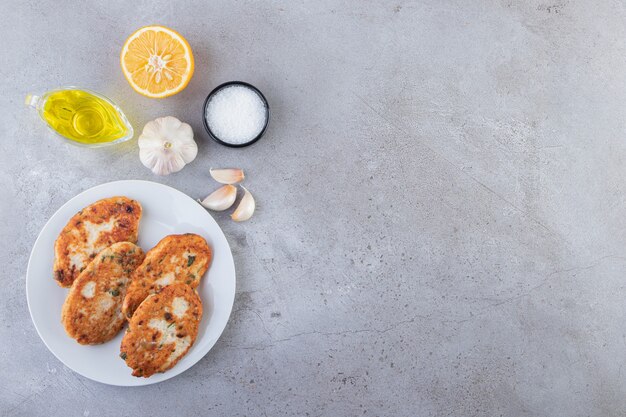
[53, 196, 142, 287]
[120, 283, 203, 377]
[122, 234, 211, 319]
[61, 242, 145, 345]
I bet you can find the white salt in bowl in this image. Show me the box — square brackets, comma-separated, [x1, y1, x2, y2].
[202, 81, 270, 148]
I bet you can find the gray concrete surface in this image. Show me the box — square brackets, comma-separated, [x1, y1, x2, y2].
[1, 0, 626, 416]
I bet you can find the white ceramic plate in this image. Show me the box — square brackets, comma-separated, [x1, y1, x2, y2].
[26, 180, 236, 386]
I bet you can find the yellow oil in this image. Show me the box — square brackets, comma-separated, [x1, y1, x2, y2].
[41, 89, 129, 145]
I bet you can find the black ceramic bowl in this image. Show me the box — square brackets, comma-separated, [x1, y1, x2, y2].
[202, 81, 270, 148]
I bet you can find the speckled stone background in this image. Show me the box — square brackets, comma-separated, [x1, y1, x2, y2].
[2, 1, 626, 416]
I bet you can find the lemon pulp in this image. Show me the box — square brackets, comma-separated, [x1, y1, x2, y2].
[41, 89, 129, 144]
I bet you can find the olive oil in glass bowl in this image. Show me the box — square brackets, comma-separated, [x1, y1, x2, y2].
[26, 87, 133, 147]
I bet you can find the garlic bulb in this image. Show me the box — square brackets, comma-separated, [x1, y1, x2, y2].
[198, 185, 237, 211]
[231, 186, 255, 222]
[138, 116, 198, 176]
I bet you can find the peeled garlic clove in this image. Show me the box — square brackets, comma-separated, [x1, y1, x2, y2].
[198, 185, 237, 211]
[210, 168, 245, 184]
[231, 186, 255, 222]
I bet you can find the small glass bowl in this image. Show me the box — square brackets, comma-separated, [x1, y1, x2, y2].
[202, 81, 270, 148]
[25, 86, 134, 148]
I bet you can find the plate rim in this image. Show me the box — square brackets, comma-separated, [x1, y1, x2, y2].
[25, 179, 236, 386]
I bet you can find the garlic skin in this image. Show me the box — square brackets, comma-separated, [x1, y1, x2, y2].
[210, 168, 245, 184]
[231, 186, 255, 222]
[138, 117, 198, 176]
[198, 185, 237, 211]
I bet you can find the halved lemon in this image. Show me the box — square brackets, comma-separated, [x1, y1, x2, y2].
[121, 25, 194, 98]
